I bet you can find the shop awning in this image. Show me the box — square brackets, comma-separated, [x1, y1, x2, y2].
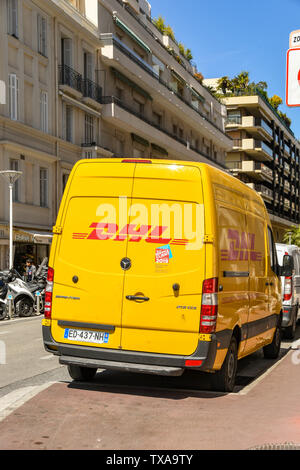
[113, 16, 151, 54]
[0, 226, 53, 244]
[23, 230, 53, 245]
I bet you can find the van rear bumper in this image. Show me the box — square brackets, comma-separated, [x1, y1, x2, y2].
[42, 325, 220, 375]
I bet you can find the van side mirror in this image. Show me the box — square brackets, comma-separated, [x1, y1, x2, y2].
[281, 254, 294, 277]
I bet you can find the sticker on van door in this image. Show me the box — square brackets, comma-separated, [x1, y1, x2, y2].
[155, 244, 173, 264]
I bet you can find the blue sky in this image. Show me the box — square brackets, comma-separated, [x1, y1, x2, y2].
[150, 0, 300, 138]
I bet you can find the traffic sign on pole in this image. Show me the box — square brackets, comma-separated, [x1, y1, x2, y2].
[286, 48, 300, 107]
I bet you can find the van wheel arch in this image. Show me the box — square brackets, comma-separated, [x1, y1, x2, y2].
[232, 325, 241, 352]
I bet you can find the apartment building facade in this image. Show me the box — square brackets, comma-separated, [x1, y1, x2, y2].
[0, 0, 232, 270]
[222, 91, 300, 241]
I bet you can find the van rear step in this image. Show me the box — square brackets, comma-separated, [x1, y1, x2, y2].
[59, 356, 184, 377]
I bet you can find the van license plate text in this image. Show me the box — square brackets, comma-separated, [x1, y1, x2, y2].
[64, 328, 109, 344]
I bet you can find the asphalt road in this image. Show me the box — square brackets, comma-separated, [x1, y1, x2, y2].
[0, 316, 300, 450]
[0, 315, 298, 397]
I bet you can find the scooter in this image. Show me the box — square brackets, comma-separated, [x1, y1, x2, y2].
[0, 269, 35, 319]
[24, 258, 48, 315]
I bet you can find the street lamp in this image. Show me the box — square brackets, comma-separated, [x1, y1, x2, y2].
[0, 170, 22, 269]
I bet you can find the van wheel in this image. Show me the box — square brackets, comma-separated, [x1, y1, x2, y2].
[67, 365, 97, 382]
[284, 311, 297, 340]
[211, 337, 237, 393]
[263, 324, 281, 359]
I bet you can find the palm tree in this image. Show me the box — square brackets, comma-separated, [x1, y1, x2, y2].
[217, 76, 232, 95]
[283, 226, 300, 246]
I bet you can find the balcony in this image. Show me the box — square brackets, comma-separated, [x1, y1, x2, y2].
[59, 64, 82, 97]
[227, 160, 273, 182]
[58, 65, 102, 104]
[101, 96, 227, 168]
[246, 183, 273, 202]
[99, 34, 232, 148]
[284, 162, 290, 176]
[121, 0, 140, 14]
[225, 116, 273, 141]
[283, 180, 290, 193]
[82, 78, 102, 104]
[241, 139, 273, 161]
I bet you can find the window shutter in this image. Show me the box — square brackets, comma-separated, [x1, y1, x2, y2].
[40, 91, 48, 133]
[63, 38, 72, 67]
[9, 74, 18, 120]
[7, 0, 18, 36]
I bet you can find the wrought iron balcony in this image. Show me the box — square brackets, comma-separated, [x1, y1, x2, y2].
[58, 65, 102, 104]
[58, 64, 83, 94]
[83, 78, 102, 104]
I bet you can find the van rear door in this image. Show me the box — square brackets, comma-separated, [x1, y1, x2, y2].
[50, 161, 135, 350]
[120, 162, 205, 356]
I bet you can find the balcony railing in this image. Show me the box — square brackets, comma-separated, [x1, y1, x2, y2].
[226, 116, 242, 125]
[58, 65, 102, 103]
[257, 141, 273, 158]
[102, 95, 227, 169]
[59, 64, 82, 93]
[83, 78, 102, 103]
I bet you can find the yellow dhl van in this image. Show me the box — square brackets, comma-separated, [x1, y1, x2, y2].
[42, 158, 283, 392]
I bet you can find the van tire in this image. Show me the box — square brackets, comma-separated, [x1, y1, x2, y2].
[211, 337, 237, 393]
[263, 323, 281, 359]
[67, 365, 97, 382]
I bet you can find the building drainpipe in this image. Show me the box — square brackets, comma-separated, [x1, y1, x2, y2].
[54, 16, 60, 218]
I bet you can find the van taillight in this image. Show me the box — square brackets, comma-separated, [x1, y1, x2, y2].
[284, 276, 292, 301]
[200, 278, 218, 334]
[44, 267, 54, 319]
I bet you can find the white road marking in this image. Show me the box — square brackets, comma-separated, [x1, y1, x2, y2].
[0, 331, 10, 336]
[0, 382, 55, 422]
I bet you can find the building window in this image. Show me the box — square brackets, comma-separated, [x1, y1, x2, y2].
[37, 14, 47, 57]
[83, 52, 93, 80]
[84, 114, 94, 144]
[40, 91, 48, 133]
[153, 112, 162, 128]
[133, 99, 144, 116]
[40, 168, 48, 208]
[7, 0, 18, 37]
[9, 73, 19, 121]
[10, 159, 19, 202]
[61, 37, 72, 67]
[64, 105, 73, 142]
[62, 173, 69, 191]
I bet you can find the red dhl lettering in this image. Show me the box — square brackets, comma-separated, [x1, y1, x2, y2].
[72, 224, 189, 245]
[221, 230, 262, 262]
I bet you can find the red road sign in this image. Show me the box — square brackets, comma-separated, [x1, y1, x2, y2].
[286, 48, 300, 107]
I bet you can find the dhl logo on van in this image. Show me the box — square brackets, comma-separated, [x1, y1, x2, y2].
[72, 223, 189, 246]
[221, 230, 262, 261]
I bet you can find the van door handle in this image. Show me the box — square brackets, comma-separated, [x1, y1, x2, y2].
[126, 295, 150, 302]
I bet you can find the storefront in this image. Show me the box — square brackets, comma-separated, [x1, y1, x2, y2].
[0, 224, 52, 272]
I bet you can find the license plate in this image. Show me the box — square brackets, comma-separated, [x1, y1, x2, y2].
[64, 328, 109, 344]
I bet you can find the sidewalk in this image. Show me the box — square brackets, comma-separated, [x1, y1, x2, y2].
[0, 349, 299, 450]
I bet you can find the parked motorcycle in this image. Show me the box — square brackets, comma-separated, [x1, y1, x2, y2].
[0, 269, 35, 319]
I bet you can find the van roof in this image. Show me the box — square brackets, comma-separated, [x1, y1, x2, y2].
[70, 158, 270, 222]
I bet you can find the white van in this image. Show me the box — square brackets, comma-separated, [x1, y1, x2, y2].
[276, 243, 300, 339]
